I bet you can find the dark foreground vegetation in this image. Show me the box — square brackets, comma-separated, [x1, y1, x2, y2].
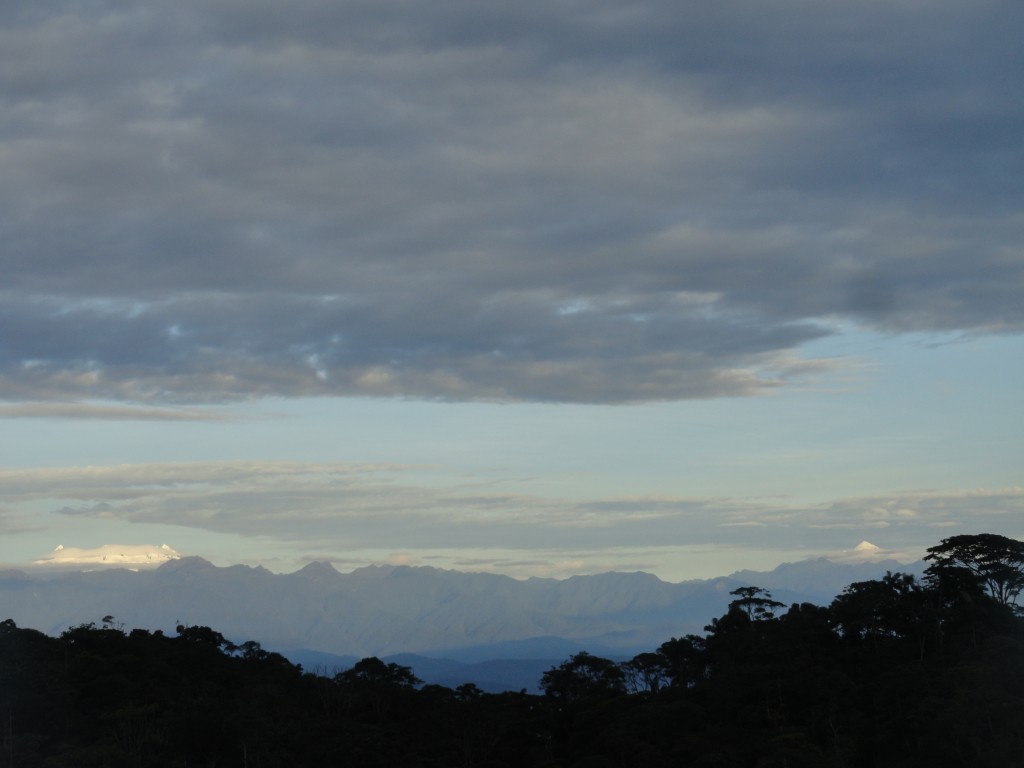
[2, 534, 1022, 767]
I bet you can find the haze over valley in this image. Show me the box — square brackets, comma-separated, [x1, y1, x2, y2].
[3, 546, 923, 683]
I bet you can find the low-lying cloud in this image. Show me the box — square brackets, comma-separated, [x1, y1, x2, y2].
[6, 462, 1021, 571]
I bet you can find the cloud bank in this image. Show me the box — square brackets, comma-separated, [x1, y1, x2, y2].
[6, 462, 1022, 574]
[1, 1, 1021, 404]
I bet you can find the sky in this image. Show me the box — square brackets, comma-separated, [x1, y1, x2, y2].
[1, 0, 1022, 581]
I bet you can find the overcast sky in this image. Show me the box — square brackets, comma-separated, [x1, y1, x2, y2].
[1, 0, 1021, 580]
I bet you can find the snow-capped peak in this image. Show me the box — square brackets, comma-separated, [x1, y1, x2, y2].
[824, 540, 896, 564]
[34, 543, 182, 568]
[854, 540, 881, 553]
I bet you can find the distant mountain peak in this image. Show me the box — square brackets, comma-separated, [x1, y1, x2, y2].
[293, 561, 341, 579]
[349, 563, 445, 580]
[156, 555, 215, 572]
[727, 554, 924, 599]
[298, 560, 338, 573]
[569, 571, 665, 584]
[349, 564, 396, 577]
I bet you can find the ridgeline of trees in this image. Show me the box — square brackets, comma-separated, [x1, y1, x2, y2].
[1, 534, 1022, 767]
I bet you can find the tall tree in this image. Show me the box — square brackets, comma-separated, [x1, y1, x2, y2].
[924, 534, 1024, 608]
[727, 586, 785, 621]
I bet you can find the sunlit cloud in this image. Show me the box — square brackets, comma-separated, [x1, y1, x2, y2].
[3, 461, 1020, 577]
[33, 543, 181, 568]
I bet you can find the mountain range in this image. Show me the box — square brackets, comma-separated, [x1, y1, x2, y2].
[0, 554, 923, 691]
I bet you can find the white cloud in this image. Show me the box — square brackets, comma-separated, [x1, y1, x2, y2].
[33, 543, 181, 568]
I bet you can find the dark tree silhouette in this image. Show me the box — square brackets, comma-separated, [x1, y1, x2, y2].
[622, 651, 671, 694]
[540, 652, 626, 700]
[727, 585, 786, 621]
[337, 656, 420, 688]
[925, 533, 1024, 609]
[1, 534, 1022, 767]
[831, 572, 934, 659]
[656, 634, 707, 688]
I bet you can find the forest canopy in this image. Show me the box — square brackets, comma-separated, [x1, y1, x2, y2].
[1, 533, 1022, 767]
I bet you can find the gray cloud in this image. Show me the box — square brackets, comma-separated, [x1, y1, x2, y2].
[1, 0, 1021, 404]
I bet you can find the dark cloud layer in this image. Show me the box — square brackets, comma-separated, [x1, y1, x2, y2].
[2, 0, 1021, 403]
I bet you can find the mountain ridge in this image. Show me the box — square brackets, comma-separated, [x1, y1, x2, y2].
[0, 555, 922, 661]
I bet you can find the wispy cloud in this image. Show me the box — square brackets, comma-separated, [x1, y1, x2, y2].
[5, 462, 1021, 569]
[0, 402, 234, 421]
